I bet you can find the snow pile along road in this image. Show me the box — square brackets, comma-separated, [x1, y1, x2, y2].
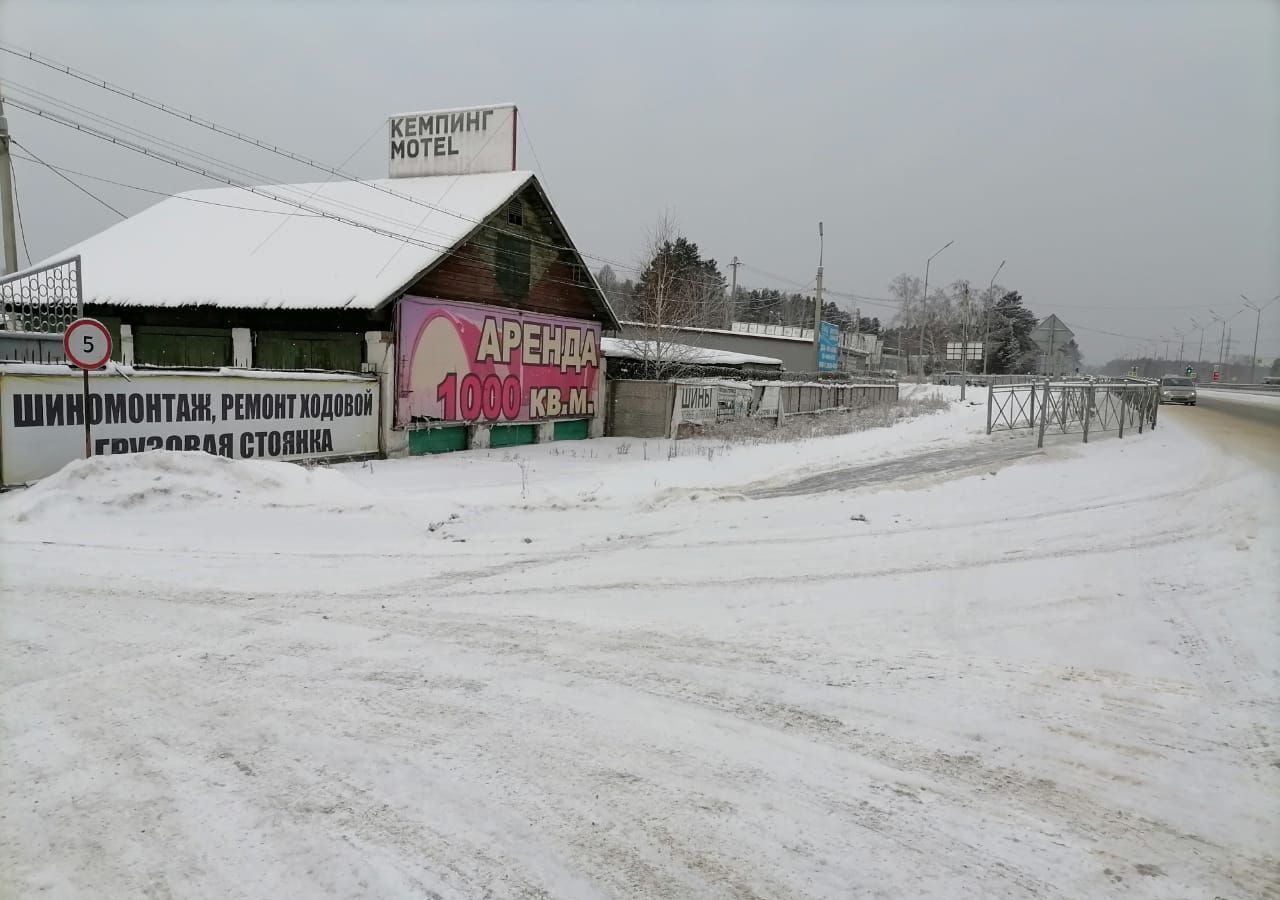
[2, 394, 1276, 899]
[2, 450, 365, 523]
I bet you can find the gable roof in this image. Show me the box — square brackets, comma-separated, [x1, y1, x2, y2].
[42, 171, 616, 324]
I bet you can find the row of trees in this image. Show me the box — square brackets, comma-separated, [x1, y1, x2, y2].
[596, 217, 1073, 377]
[594, 217, 877, 336]
[879, 274, 1077, 375]
[1098, 354, 1280, 382]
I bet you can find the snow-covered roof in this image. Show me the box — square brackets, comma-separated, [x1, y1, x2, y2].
[619, 320, 813, 344]
[43, 171, 538, 311]
[601, 337, 782, 368]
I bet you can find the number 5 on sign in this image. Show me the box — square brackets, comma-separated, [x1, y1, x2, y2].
[63, 318, 113, 370]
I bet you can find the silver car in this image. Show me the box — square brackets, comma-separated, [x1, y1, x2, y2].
[1159, 375, 1197, 405]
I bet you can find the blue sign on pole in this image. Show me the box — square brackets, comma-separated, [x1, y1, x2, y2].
[818, 321, 839, 371]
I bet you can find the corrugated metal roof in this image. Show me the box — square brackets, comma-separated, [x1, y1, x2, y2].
[43, 171, 535, 311]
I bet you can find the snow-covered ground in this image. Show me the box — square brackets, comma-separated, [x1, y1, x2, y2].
[2, 388, 1277, 899]
[1195, 387, 1280, 409]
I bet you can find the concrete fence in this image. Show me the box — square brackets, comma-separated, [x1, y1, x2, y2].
[607, 378, 900, 439]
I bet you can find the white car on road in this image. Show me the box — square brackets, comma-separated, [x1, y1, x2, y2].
[1159, 375, 1197, 405]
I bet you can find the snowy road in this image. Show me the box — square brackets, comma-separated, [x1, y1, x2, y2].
[2, 393, 1278, 899]
[1184, 390, 1280, 469]
[746, 430, 1040, 498]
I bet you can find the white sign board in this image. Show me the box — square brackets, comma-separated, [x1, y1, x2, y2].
[671, 381, 755, 432]
[1, 369, 379, 485]
[946, 342, 983, 361]
[389, 104, 517, 178]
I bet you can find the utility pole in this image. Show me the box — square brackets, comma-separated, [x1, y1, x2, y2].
[0, 90, 19, 274]
[813, 222, 824, 371]
[1044, 316, 1058, 376]
[919, 240, 953, 379]
[727, 256, 740, 330]
[853, 305, 861, 373]
[960, 284, 971, 399]
[983, 260, 1005, 376]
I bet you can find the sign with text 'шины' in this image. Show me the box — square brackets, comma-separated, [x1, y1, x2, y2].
[389, 105, 517, 178]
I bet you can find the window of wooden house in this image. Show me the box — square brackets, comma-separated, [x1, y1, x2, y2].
[507, 200, 523, 227]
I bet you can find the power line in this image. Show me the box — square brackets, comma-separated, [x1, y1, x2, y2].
[11, 137, 124, 218]
[7, 42, 1261, 339]
[5, 80, 461, 238]
[10, 150, 324, 216]
[5, 88, 736, 306]
[0, 42, 653, 278]
[519, 115, 551, 195]
[4, 56, 1076, 320]
[251, 117, 386, 254]
[373, 103, 517, 277]
[739, 262, 813, 289]
[9, 155, 32, 265]
[4, 97, 654, 308]
[3, 56, 892, 309]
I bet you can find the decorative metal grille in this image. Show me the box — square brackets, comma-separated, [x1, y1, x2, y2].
[1, 256, 82, 335]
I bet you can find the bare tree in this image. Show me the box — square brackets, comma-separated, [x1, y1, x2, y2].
[614, 213, 725, 379]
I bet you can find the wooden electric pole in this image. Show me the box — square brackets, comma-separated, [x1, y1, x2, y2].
[0, 90, 19, 274]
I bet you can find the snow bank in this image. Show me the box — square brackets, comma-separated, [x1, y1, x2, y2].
[1196, 388, 1280, 409]
[1, 451, 364, 523]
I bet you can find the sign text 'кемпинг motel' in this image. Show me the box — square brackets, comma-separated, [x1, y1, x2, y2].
[389, 105, 517, 178]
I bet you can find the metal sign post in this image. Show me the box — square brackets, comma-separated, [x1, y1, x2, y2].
[63, 316, 112, 459]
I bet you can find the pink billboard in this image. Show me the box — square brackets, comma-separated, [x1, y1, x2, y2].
[397, 297, 601, 425]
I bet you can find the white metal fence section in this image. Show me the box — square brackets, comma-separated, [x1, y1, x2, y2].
[1, 256, 83, 335]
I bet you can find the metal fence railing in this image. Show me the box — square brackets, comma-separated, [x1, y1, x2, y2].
[1, 256, 83, 335]
[987, 379, 1159, 447]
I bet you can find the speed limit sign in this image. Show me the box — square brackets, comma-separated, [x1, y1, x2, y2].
[63, 318, 113, 370]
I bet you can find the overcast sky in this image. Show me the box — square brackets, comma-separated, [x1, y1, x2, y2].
[2, 0, 1277, 365]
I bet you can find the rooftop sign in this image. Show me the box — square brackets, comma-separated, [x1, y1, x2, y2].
[389, 104, 517, 178]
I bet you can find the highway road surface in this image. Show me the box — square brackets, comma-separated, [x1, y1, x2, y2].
[1166, 389, 1280, 471]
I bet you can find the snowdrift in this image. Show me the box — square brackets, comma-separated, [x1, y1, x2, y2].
[1, 451, 364, 522]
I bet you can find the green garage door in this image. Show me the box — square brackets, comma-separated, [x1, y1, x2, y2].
[133, 326, 232, 367]
[553, 419, 589, 441]
[409, 426, 468, 455]
[489, 424, 536, 448]
[255, 331, 363, 371]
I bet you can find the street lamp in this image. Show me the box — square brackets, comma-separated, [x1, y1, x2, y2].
[1241, 293, 1279, 385]
[1172, 328, 1185, 370]
[1209, 309, 1228, 370]
[918, 240, 953, 377]
[982, 259, 1005, 375]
